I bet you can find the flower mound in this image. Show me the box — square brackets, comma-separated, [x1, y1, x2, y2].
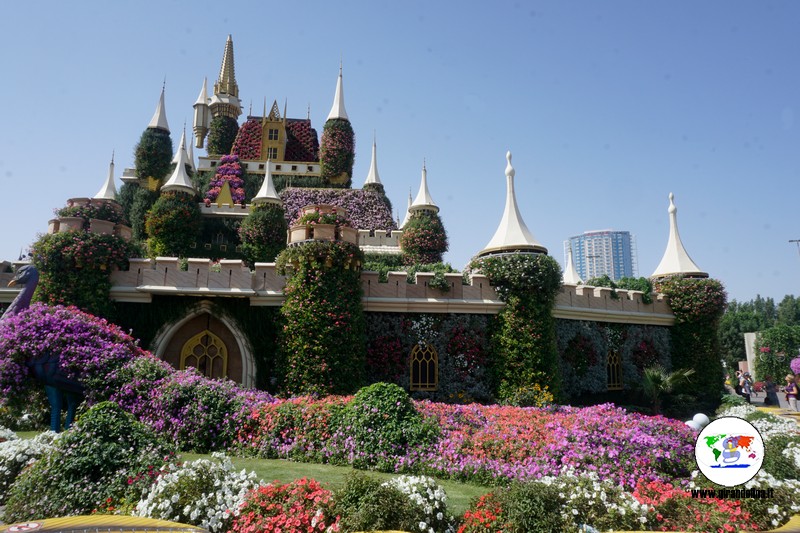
[281, 188, 395, 231]
[0, 430, 57, 504]
[135, 453, 260, 533]
[231, 118, 262, 160]
[230, 477, 340, 533]
[206, 154, 246, 204]
[382, 475, 455, 533]
[0, 303, 147, 407]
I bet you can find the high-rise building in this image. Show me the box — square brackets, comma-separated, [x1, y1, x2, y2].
[564, 230, 638, 281]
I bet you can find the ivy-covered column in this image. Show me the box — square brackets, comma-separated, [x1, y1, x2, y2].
[276, 208, 366, 395]
[655, 277, 727, 410]
[471, 253, 563, 403]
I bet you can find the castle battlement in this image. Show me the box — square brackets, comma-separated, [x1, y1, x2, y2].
[357, 229, 403, 248]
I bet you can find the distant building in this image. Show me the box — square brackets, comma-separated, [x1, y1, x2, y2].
[564, 230, 638, 281]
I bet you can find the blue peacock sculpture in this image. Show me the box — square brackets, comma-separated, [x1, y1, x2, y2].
[2, 264, 84, 431]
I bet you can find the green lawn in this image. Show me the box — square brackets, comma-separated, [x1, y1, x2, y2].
[181, 453, 490, 516]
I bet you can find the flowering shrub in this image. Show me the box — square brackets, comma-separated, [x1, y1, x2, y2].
[337, 382, 439, 471]
[754, 325, 800, 383]
[2, 402, 174, 521]
[294, 208, 352, 227]
[320, 118, 354, 186]
[32, 229, 137, 317]
[281, 188, 396, 231]
[332, 472, 426, 532]
[383, 475, 455, 533]
[230, 478, 340, 533]
[471, 253, 563, 401]
[135, 453, 260, 532]
[231, 118, 262, 160]
[205, 154, 246, 204]
[0, 430, 57, 504]
[0, 303, 146, 409]
[276, 241, 366, 395]
[400, 212, 448, 265]
[112, 365, 275, 453]
[57, 201, 126, 226]
[239, 204, 287, 266]
[145, 190, 203, 257]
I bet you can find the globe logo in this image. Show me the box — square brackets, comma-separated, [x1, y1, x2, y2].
[694, 416, 764, 487]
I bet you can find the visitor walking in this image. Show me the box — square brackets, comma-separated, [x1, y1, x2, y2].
[785, 374, 798, 411]
[740, 372, 753, 404]
[764, 375, 780, 406]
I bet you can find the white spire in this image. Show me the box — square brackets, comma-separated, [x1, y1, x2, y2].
[410, 160, 438, 213]
[172, 128, 189, 164]
[651, 193, 707, 279]
[478, 151, 547, 256]
[252, 160, 282, 206]
[563, 246, 583, 285]
[148, 85, 170, 132]
[186, 133, 196, 172]
[194, 77, 209, 107]
[400, 189, 412, 228]
[161, 133, 195, 195]
[326, 63, 349, 121]
[364, 134, 382, 186]
[93, 153, 118, 200]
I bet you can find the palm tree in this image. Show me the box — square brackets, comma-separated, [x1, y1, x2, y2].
[641, 365, 695, 415]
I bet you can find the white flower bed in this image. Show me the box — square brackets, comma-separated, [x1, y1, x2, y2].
[135, 453, 260, 533]
[383, 475, 455, 533]
[0, 431, 58, 501]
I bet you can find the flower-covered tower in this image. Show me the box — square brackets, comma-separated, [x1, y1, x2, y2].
[400, 162, 448, 264]
[320, 64, 355, 187]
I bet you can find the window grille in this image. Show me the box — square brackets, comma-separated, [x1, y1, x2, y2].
[410, 342, 438, 391]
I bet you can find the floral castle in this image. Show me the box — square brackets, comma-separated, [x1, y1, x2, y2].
[1, 36, 726, 409]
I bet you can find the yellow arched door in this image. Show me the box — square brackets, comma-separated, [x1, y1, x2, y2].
[180, 329, 228, 379]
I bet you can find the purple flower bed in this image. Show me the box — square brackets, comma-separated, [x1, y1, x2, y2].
[206, 154, 246, 204]
[281, 188, 396, 231]
[0, 303, 146, 404]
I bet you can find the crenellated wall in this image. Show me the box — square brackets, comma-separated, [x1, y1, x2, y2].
[81, 258, 676, 324]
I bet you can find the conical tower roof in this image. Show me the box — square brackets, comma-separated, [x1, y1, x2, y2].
[326, 64, 349, 121]
[563, 246, 583, 285]
[186, 134, 196, 172]
[477, 152, 547, 257]
[364, 135, 382, 186]
[252, 160, 282, 206]
[172, 128, 189, 164]
[400, 190, 412, 228]
[410, 161, 438, 213]
[215, 35, 239, 98]
[651, 193, 707, 279]
[148, 85, 170, 132]
[93, 153, 118, 200]
[194, 77, 209, 106]
[161, 134, 195, 195]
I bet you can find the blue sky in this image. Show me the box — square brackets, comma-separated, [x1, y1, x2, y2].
[1, 1, 798, 303]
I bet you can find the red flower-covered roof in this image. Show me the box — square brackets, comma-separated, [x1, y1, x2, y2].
[285, 119, 319, 162]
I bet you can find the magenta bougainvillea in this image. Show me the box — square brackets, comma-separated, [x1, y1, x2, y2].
[205, 154, 246, 204]
[231, 118, 262, 160]
[281, 188, 395, 231]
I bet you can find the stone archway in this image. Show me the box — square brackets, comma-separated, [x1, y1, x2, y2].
[151, 300, 256, 387]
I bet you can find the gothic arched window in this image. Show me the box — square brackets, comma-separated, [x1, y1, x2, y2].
[181, 329, 228, 379]
[410, 342, 438, 391]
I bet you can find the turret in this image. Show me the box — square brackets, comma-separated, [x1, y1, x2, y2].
[651, 193, 708, 279]
[252, 160, 282, 206]
[320, 64, 355, 186]
[161, 132, 196, 195]
[409, 161, 438, 215]
[93, 153, 118, 201]
[363, 135, 382, 187]
[192, 77, 210, 148]
[476, 151, 547, 257]
[148, 84, 170, 133]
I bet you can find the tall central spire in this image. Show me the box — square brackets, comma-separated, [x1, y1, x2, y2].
[215, 34, 238, 98]
[209, 35, 242, 120]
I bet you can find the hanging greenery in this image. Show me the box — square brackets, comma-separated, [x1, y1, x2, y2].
[654, 276, 727, 411]
[471, 253, 563, 402]
[399, 212, 448, 265]
[31, 231, 138, 319]
[276, 241, 366, 395]
[145, 191, 203, 258]
[239, 204, 288, 266]
[134, 128, 173, 184]
[320, 118, 355, 187]
[207, 116, 240, 156]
